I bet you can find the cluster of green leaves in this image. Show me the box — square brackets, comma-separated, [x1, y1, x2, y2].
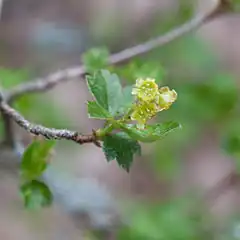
[0, 68, 72, 209]
[20, 139, 55, 209]
[82, 50, 181, 171]
[0, 47, 180, 209]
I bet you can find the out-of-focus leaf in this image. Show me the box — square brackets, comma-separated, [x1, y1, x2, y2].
[86, 70, 124, 116]
[232, 0, 240, 11]
[114, 60, 166, 84]
[222, 126, 240, 173]
[86, 71, 109, 110]
[20, 180, 53, 209]
[101, 69, 123, 115]
[223, 134, 240, 158]
[82, 47, 109, 72]
[21, 140, 56, 180]
[103, 132, 141, 171]
[190, 73, 238, 120]
[0, 68, 30, 88]
[117, 197, 211, 240]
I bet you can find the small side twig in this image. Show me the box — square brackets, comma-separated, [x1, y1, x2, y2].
[6, 0, 225, 102]
[0, 94, 100, 146]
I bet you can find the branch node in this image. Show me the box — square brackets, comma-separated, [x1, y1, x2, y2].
[72, 132, 96, 146]
[92, 129, 102, 148]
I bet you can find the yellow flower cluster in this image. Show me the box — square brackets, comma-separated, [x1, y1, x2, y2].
[131, 78, 177, 129]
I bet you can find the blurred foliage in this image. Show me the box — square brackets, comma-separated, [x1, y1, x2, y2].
[82, 47, 109, 73]
[222, 115, 240, 173]
[20, 180, 53, 209]
[0, 68, 72, 133]
[20, 139, 55, 181]
[232, 0, 240, 11]
[113, 60, 166, 84]
[20, 139, 55, 209]
[117, 197, 215, 240]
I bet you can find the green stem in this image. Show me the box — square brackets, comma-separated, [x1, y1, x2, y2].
[96, 123, 115, 138]
[96, 107, 134, 139]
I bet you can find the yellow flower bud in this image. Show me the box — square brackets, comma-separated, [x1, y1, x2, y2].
[158, 86, 177, 111]
[130, 101, 158, 129]
[130, 79, 177, 128]
[132, 78, 159, 102]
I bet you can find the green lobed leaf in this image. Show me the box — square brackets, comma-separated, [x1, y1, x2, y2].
[117, 85, 134, 115]
[82, 47, 109, 72]
[20, 180, 53, 209]
[86, 70, 125, 116]
[86, 72, 108, 110]
[119, 121, 181, 143]
[101, 69, 123, 115]
[102, 132, 141, 172]
[21, 140, 56, 181]
[87, 101, 112, 119]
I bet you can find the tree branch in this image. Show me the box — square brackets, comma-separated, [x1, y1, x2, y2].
[6, 0, 225, 102]
[0, 92, 100, 146]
